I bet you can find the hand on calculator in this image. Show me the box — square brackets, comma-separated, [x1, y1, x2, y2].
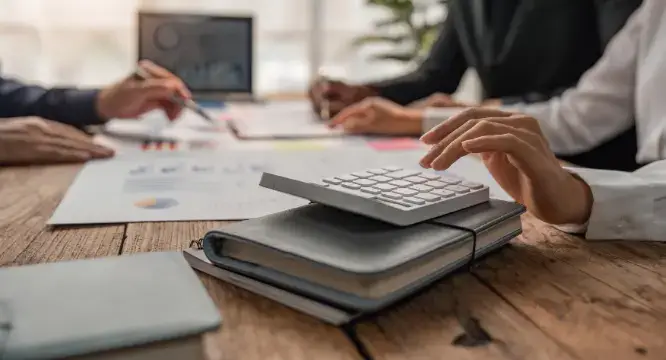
[419, 108, 593, 225]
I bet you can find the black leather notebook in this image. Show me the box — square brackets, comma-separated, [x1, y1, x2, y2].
[190, 200, 525, 321]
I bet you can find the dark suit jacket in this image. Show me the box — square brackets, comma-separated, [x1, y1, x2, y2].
[0, 77, 103, 127]
[373, 0, 642, 106]
[373, 0, 643, 171]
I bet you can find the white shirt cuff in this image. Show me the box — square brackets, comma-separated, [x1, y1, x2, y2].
[561, 166, 666, 241]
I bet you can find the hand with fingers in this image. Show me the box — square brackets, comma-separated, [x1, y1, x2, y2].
[328, 97, 423, 135]
[96, 60, 191, 121]
[308, 77, 378, 118]
[0, 117, 114, 165]
[419, 108, 594, 226]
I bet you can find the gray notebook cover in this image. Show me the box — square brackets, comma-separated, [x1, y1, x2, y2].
[0, 252, 221, 360]
[202, 200, 525, 312]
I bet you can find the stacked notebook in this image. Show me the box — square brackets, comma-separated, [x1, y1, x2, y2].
[184, 199, 525, 325]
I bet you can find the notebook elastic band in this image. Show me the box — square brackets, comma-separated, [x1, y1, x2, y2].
[431, 223, 479, 271]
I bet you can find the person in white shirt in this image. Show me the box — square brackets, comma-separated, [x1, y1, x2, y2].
[335, 0, 666, 241]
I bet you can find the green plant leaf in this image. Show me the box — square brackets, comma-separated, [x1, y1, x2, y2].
[351, 34, 410, 47]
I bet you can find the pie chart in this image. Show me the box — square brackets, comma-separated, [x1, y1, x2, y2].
[134, 197, 179, 210]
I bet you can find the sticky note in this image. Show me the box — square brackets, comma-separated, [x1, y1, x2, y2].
[367, 138, 423, 151]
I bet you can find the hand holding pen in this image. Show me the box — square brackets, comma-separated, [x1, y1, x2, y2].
[96, 60, 212, 123]
[319, 75, 331, 121]
[308, 73, 378, 122]
[132, 62, 214, 123]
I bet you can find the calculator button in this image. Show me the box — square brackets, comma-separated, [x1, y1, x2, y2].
[313, 181, 329, 187]
[368, 168, 389, 175]
[382, 166, 402, 172]
[336, 174, 357, 182]
[410, 184, 433, 192]
[376, 197, 412, 208]
[404, 176, 427, 184]
[389, 180, 411, 187]
[425, 181, 447, 189]
[404, 197, 426, 205]
[354, 179, 377, 186]
[361, 187, 381, 195]
[342, 182, 361, 190]
[419, 173, 441, 180]
[461, 181, 484, 190]
[374, 183, 397, 191]
[323, 178, 342, 185]
[351, 171, 373, 178]
[387, 170, 421, 179]
[370, 175, 392, 183]
[415, 193, 441, 202]
[440, 177, 462, 185]
[382, 192, 403, 200]
[446, 185, 470, 193]
[432, 189, 455, 198]
[394, 188, 418, 196]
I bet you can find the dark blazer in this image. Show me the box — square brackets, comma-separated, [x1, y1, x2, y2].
[373, 0, 642, 171]
[374, 0, 642, 105]
[0, 77, 102, 127]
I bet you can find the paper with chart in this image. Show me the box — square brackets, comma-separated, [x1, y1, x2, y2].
[94, 108, 231, 153]
[49, 147, 511, 225]
[49, 148, 430, 225]
[226, 101, 343, 139]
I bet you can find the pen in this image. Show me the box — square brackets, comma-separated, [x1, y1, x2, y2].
[319, 74, 330, 121]
[133, 67, 215, 124]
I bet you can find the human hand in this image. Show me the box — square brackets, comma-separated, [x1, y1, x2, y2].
[96, 60, 191, 121]
[419, 108, 593, 225]
[328, 97, 423, 135]
[0, 117, 114, 165]
[408, 93, 472, 109]
[308, 77, 377, 118]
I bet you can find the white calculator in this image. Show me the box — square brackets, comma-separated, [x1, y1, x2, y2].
[259, 166, 490, 226]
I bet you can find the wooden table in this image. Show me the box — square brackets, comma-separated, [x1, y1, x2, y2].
[2, 163, 666, 360]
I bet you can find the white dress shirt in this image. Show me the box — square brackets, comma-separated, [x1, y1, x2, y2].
[424, 0, 666, 241]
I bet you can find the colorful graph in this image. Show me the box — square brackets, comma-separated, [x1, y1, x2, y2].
[134, 197, 179, 210]
[141, 140, 179, 152]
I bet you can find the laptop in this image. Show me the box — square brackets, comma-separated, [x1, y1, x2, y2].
[138, 12, 261, 103]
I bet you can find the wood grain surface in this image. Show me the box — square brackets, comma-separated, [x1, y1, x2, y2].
[2, 163, 666, 360]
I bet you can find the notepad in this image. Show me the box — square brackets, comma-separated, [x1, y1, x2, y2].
[226, 101, 343, 139]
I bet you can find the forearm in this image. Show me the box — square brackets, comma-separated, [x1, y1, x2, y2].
[369, 13, 467, 105]
[0, 78, 104, 126]
[370, 69, 463, 106]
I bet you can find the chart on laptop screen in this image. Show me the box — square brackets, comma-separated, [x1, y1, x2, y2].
[138, 13, 253, 93]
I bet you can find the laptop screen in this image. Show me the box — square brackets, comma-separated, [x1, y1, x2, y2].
[138, 12, 253, 94]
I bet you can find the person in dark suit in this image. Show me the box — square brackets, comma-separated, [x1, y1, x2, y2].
[310, 0, 643, 171]
[0, 60, 189, 165]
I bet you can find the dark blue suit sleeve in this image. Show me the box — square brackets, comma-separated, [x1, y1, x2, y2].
[367, 14, 468, 106]
[0, 76, 104, 127]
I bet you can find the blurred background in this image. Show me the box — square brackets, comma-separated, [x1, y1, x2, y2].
[0, 0, 480, 101]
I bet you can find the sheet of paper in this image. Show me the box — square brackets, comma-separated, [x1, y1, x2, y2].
[49, 148, 431, 225]
[96, 108, 233, 154]
[226, 101, 343, 139]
